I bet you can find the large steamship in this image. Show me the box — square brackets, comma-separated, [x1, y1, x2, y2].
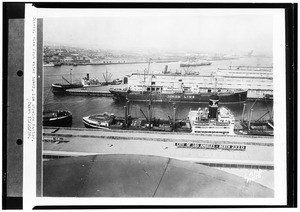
[109, 70, 247, 103]
[188, 94, 235, 135]
[109, 86, 247, 103]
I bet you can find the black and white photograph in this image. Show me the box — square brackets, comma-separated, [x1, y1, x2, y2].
[16, 4, 292, 208]
[41, 9, 276, 198]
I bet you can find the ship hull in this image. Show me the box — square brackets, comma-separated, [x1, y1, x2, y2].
[82, 118, 113, 130]
[43, 111, 72, 127]
[83, 115, 191, 132]
[110, 89, 247, 104]
[52, 83, 83, 95]
[180, 63, 212, 67]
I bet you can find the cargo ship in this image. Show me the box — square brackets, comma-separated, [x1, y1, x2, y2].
[52, 83, 83, 95]
[110, 87, 247, 103]
[52, 69, 84, 95]
[109, 78, 247, 104]
[111, 63, 246, 104]
[52, 73, 103, 95]
[82, 113, 189, 132]
[82, 102, 191, 132]
[52, 71, 120, 95]
[121, 64, 271, 100]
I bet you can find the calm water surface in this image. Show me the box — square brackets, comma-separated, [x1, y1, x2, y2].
[43, 57, 273, 128]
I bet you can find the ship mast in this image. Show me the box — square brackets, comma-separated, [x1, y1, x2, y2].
[214, 76, 217, 93]
[147, 58, 151, 74]
[70, 68, 73, 84]
[211, 72, 218, 93]
[173, 102, 176, 131]
[147, 58, 152, 128]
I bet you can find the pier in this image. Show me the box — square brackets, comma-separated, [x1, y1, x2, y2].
[67, 89, 113, 97]
[43, 127, 274, 170]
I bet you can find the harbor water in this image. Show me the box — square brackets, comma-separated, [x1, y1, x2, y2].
[43, 57, 273, 128]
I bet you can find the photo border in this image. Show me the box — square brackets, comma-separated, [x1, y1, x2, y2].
[2, 1, 297, 210]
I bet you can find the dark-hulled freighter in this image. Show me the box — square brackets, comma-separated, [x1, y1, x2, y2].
[109, 87, 247, 103]
[109, 68, 247, 103]
[109, 80, 247, 103]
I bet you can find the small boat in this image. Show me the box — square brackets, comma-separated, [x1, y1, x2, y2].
[43, 63, 55, 67]
[188, 94, 235, 135]
[54, 62, 62, 66]
[43, 110, 72, 127]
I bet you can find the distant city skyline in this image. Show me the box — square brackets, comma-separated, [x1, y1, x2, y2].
[44, 10, 273, 55]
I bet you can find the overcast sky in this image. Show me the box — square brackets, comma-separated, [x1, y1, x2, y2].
[44, 11, 273, 54]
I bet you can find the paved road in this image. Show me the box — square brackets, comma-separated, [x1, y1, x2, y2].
[43, 127, 273, 145]
[43, 128, 273, 167]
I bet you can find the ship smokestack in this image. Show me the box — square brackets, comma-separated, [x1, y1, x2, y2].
[86, 73, 89, 80]
[208, 94, 219, 119]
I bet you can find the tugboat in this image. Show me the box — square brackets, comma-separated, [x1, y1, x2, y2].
[43, 110, 72, 127]
[188, 94, 235, 135]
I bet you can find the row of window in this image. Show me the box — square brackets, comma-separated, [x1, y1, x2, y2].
[130, 81, 272, 87]
[194, 126, 230, 129]
[194, 131, 229, 134]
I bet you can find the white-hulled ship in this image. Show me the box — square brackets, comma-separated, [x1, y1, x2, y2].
[180, 59, 212, 67]
[188, 94, 235, 135]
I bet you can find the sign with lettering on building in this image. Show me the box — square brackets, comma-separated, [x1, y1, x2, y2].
[175, 142, 246, 151]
